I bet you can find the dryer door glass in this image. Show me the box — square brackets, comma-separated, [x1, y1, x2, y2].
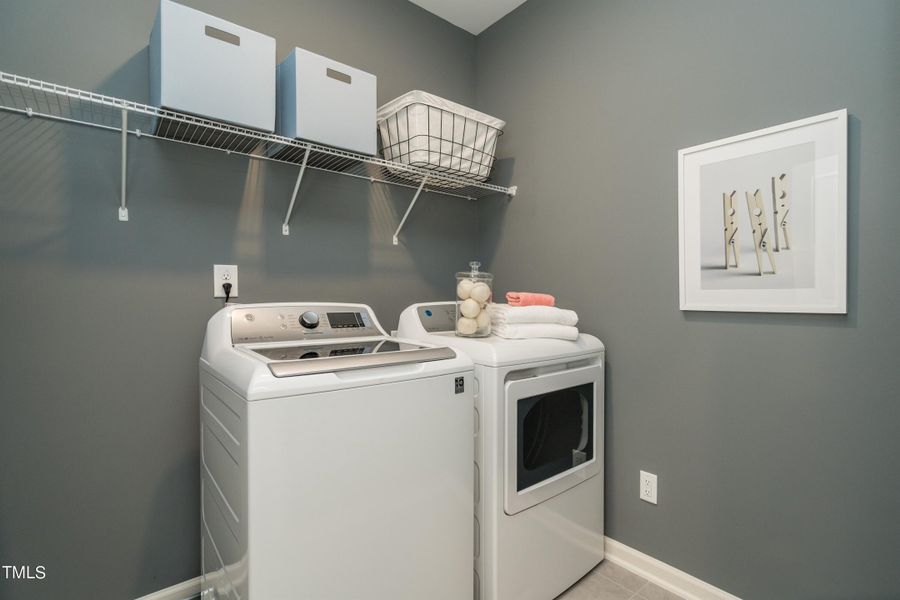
[503, 364, 603, 516]
[517, 382, 594, 491]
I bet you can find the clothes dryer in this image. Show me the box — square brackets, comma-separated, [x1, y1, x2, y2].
[399, 301, 605, 600]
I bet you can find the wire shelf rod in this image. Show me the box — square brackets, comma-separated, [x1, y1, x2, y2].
[0, 70, 516, 236]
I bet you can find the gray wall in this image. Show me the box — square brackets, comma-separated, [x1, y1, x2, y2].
[0, 1, 477, 598]
[476, 1, 900, 598]
[4, 1, 899, 599]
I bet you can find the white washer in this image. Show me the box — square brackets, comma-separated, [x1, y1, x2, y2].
[200, 302, 474, 600]
[398, 301, 605, 600]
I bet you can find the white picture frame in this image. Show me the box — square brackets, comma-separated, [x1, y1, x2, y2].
[678, 109, 848, 313]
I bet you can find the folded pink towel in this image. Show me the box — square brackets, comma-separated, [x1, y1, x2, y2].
[506, 292, 556, 307]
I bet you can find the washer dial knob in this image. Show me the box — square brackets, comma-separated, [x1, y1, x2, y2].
[299, 311, 320, 329]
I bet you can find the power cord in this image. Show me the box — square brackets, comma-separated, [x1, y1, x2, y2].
[222, 282, 232, 304]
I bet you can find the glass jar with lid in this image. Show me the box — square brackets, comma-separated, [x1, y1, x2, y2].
[455, 261, 493, 337]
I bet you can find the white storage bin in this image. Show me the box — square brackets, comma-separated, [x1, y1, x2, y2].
[377, 91, 505, 183]
[276, 48, 377, 155]
[149, 0, 276, 131]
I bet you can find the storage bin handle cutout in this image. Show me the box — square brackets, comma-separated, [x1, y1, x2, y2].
[204, 25, 241, 46]
[326, 68, 352, 85]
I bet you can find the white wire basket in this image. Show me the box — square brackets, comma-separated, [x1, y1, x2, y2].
[377, 91, 505, 187]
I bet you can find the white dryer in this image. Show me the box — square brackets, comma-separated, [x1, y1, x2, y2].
[398, 301, 605, 600]
[200, 302, 474, 600]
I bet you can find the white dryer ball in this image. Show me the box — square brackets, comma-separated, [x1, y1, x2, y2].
[475, 309, 490, 330]
[457, 317, 477, 335]
[456, 278, 474, 300]
[460, 298, 481, 318]
[470, 282, 491, 304]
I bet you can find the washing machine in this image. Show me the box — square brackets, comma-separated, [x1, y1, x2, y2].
[200, 302, 474, 600]
[398, 301, 605, 600]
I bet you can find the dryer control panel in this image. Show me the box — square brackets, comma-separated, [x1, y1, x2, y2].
[415, 303, 456, 333]
[231, 304, 382, 344]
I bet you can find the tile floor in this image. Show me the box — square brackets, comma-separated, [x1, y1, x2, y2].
[191, 560, 685, 600]
[555, 560, 686, 600]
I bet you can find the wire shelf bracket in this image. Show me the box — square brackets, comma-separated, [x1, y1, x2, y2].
[392, 176, 429, 246]
[0, 71, 517, 240]
[282, 147, 311, 236]
[119, 109, 129, 221]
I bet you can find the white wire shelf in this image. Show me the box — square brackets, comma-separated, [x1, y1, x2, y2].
[0, 71, 516, 241]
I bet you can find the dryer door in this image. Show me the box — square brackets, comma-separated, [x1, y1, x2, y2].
[504, 364, 603, 515]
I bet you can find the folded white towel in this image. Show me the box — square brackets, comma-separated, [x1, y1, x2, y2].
[492, 323, 580, 341]
[490, 303, 579, 326]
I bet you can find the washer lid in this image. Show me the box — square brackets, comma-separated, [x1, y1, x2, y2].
[248, 338, 456, 378]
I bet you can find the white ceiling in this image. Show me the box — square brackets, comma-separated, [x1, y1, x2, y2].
[408, 0, 528, 35]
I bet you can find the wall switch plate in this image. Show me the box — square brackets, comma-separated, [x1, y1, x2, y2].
[640, 470, 658, 504]
[213, 265, 238, 298]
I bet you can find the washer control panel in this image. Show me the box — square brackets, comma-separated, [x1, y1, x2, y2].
[231, 304, 380, 344]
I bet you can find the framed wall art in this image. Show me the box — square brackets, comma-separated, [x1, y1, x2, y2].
[678, 109, 847, 313]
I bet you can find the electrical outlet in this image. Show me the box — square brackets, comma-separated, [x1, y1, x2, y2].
[640, 470, 658, 504]
[213, 264, 238, 298]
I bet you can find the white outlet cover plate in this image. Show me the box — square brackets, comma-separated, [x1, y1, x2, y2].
[640, 470, 658, 504]
[213, 264, 238, 298]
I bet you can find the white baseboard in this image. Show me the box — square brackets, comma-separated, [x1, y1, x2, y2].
[137, 539, 739, 600]
[134, 576, 201, 600]
[604, 537, 741, 600]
